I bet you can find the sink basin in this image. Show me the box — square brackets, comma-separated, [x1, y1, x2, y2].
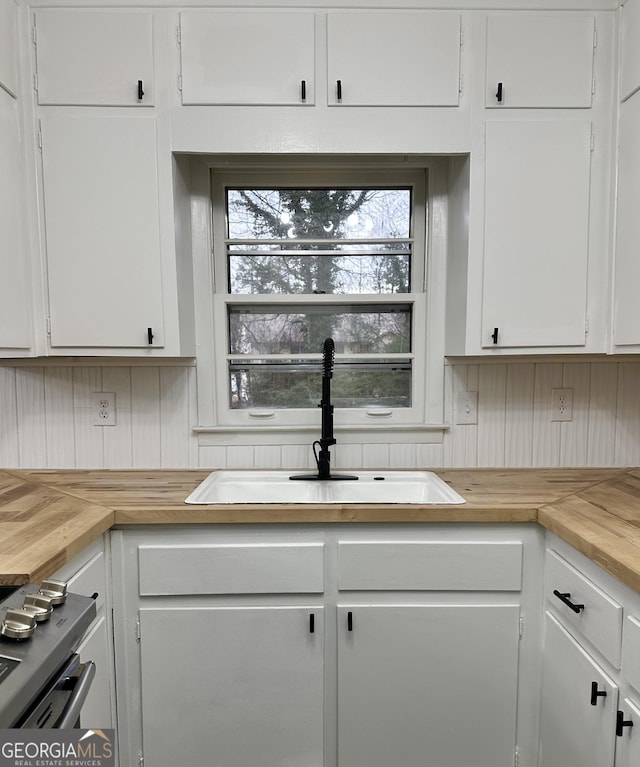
[185, 470, 465, 505]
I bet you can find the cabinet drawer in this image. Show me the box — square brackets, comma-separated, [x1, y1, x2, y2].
[623, 616, 640, 695]
[138, 543, 324, 595]
[338, 541, 522, 591]
[545, 549, 622, 667]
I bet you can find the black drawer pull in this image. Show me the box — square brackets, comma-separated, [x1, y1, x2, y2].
[553, 590, 585, 614]
[309, 613, 315, 634]
[617, 710, 634, 736]
[491, 327, 499, 344]
[301, 80, 306, 102]
[590, 681, 607, 706]
[496, 82, 503, 102]
[138, 80, 144, 101]
[347, 611, 353, 632]
[336, 80, 342, 102]
[147, 327, 154, 345]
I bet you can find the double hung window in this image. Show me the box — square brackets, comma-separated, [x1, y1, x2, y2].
[210, 168, 431, 429]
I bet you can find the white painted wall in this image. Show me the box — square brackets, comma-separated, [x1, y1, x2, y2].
[1, 359, 638, 470]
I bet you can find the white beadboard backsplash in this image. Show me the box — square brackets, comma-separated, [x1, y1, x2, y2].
[1, 360, 639, 470]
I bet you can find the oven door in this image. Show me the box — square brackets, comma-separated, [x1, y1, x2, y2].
[16, 654, 96, 729]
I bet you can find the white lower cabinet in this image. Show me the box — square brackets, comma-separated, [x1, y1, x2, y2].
[52, 535, 115, 730]
[139, 606, 324, 767]
[337, 604, 520, 767]
[539, 611, 618, 767]
[540, 536, 640, 767]
[111, 526, 533, 767]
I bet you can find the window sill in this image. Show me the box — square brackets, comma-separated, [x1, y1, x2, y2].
[194, 423, 449, 446]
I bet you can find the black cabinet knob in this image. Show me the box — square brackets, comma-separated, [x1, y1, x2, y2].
[590, 681, 607, 706]
[496, 82, 503, 102]
[617, 710, 634, 736]
[137, 80, 144, 101]
[553, 590, 585, 614]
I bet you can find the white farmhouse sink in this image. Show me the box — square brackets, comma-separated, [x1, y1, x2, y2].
[185, 470, 465, 505]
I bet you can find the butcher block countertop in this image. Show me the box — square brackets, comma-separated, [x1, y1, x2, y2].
[2, 467, 640, 593]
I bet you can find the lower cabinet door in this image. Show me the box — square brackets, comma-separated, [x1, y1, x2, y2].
[539, 611, 618, 767]
[337, 604, 521, 767]
[615, 697, 640, 767]
[139, 606, 324, 767]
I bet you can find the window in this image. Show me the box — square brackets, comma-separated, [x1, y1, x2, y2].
[202, 162, 445, 434]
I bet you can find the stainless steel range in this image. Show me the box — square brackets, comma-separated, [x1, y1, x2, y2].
[0, 579, 97, 728]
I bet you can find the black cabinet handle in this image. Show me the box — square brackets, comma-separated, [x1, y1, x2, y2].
[590, 681, 607, 706]
[553, 590, 585, 614]
[347, 611, 353, 631]
[496, 82, 503, 102]
[491, 327, 499, 344]
[301, 80, 306, 102]
[336, 80, 342, 102]
[137, 80, 144, 101]
[617, 710, 634, 736]
[309, 613, 315, 634]
[147, 327, 154, 345]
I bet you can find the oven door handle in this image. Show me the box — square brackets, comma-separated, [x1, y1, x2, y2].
[57, 660, 96, 729]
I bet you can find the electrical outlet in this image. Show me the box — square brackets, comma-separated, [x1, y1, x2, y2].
[551, 388, 573, 422]
[93, 393, 116, 426]
[455, 391, 478, 425]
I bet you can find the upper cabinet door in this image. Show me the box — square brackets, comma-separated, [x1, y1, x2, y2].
[179, 11, 315, 106]
[327, 11, 461, 106]
[620, 0, 640, 102]
[40, 116, 164, 349]
[0, 0, 18, 97]
[0, 89, 31, 350]
[482, 120, 592, 348]
[486, 14, 595, 108]
[34, 10, 154, 106]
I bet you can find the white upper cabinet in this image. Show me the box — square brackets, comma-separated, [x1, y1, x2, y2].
[179, 11, 315, 106]
[0, 89, 31, 351]
[482, 120, 592, 348]
[486, 14, 595, 108]
[0, 0, 18, 97]
[327, 11, 461, 106]
[34, 9, 154, 106]
[40, 116, 164, 349]
[613, 90, 640, 348]
[621, 0, 640, 101]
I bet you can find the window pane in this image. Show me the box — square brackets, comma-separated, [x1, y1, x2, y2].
[229, 363, 411, 409]
[227, 188, 411, 240]
[229, 250, 410, 295]
[228, 304, 412, 355]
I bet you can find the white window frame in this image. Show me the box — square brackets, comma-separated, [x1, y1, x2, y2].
[190, 156, 447, 440]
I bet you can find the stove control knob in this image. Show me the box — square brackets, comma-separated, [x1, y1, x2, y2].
[22, 593, 54, 622]
[1, 607, 37, 640]
[38, 579, 67, 605]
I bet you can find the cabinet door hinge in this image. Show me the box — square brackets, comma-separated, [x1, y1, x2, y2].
[176, 23, 181, 46]
[135, 617, 141, 643]
[459, 27, 464, 48]
[177, 74, 182, 93]
[459, 74, 463, 95]
[585, 315, 590, 337]
[519, 615, 525, 639]
[593, 25, 598, 49]
[592, 75, 596, 96]
[31, 17, 37, 46]
[33, 73, 38, 94]
[590, 132, 595, 153]
[45, 317, 51, 337]
[138, 751, 144, 767]
[514, 745, 521, 767]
